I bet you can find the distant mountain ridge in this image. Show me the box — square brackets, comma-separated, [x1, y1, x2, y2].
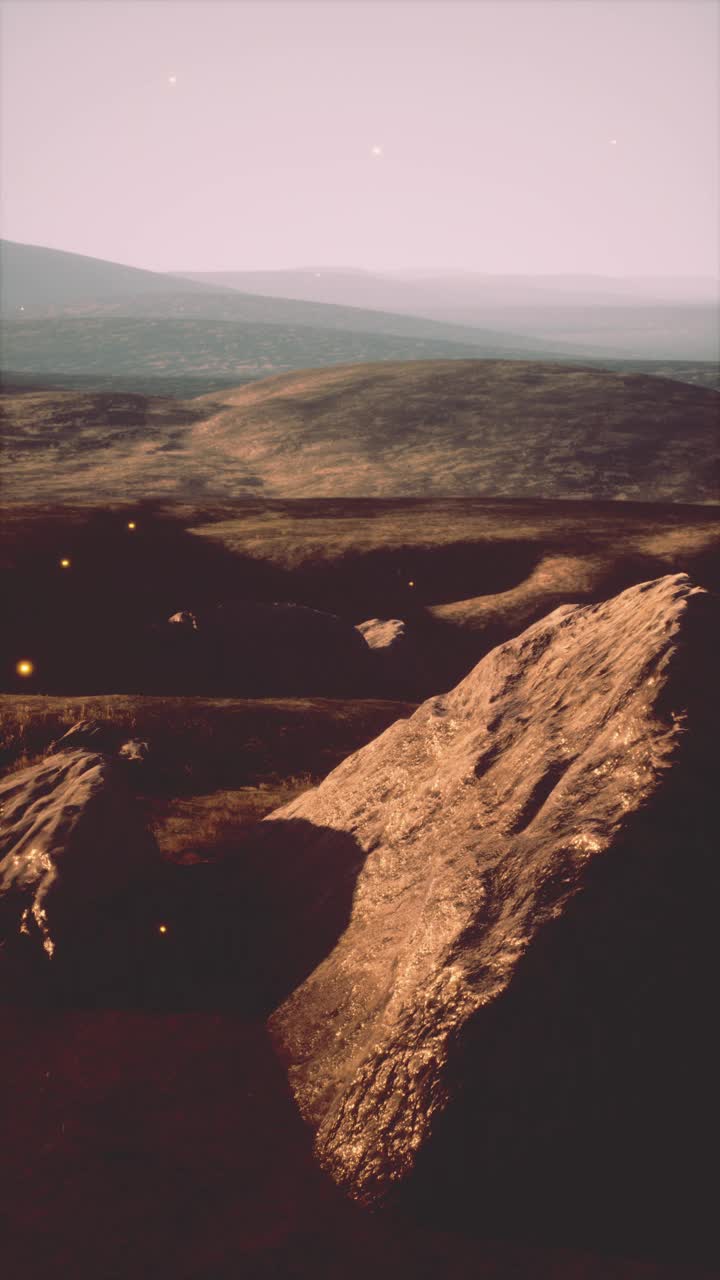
[1, 238, 616, 359]
[0, 239, 233, 310]
[177, 266, 720, 307]
[175, 266, 720, 360]
[2, 241, 717, 389]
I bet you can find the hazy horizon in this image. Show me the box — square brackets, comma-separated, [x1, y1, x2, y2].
[5, 235, 720, 285]
[1, 1, 718, 278]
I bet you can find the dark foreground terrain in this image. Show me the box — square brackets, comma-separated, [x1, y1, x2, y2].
[2, 496, 718, 698]
[1, 670, 717, 1280]
[3, 1007, 714, 1280]
[2, 497, 719, 1280]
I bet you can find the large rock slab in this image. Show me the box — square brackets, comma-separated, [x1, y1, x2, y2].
[356, 618, 408, 651]
[0, 728, 160, 970]
[266, 574, 719, 1249]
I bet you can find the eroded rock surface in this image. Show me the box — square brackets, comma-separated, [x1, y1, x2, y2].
[208, 600, 372, 696]
[356, 618, 408, 650]
[0, 730, 160, 967]
[267, 574, 719, 1247]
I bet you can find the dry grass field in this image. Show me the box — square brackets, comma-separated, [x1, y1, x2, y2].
[3, 360, 718, 506]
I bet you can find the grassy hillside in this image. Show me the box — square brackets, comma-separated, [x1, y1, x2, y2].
[185, 361, 719, 503]
[2, 360, 717, 506]
[0, 238, 228, 311]
[0, 313, 558, 390]
[14, 285, 608, 356]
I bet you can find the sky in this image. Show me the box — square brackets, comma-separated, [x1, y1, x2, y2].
[1, 0, 718, 277]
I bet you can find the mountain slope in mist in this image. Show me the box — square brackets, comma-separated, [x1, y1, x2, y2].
[177, 266, 720, 361]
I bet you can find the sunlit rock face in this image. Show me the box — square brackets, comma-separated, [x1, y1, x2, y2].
[167, 609, 199, 630]
[267, 574, 719, 1250]
[0, 734, 160, 971]
[356, 617, 408, 650]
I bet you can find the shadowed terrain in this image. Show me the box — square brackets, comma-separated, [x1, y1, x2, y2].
[1, 497, 718, 698]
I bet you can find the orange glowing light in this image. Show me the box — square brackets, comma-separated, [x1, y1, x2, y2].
[127, 521, 137, 531]
[60, 558, 71, 569]
[16, 660, 34, 677]
[408, 580, 415, 588]
[158, 924, 168, 935]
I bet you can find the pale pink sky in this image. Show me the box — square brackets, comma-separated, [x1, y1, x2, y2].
[1, 0, 718, 276]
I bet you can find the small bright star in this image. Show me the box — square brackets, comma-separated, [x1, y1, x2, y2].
[127, 521, 137, 531]
[158, 924, 168, 935]
[17, 660, 34, 677]
[60, 558, 71, 569]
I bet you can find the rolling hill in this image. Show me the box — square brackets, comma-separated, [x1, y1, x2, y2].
[0, 313, 519, 389]
[2, 360, 718, 506]
[0, 238, 229, 311]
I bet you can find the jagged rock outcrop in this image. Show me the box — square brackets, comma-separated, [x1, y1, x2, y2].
[266, 574, 719, 1251]
[0, 727, 160, 969]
